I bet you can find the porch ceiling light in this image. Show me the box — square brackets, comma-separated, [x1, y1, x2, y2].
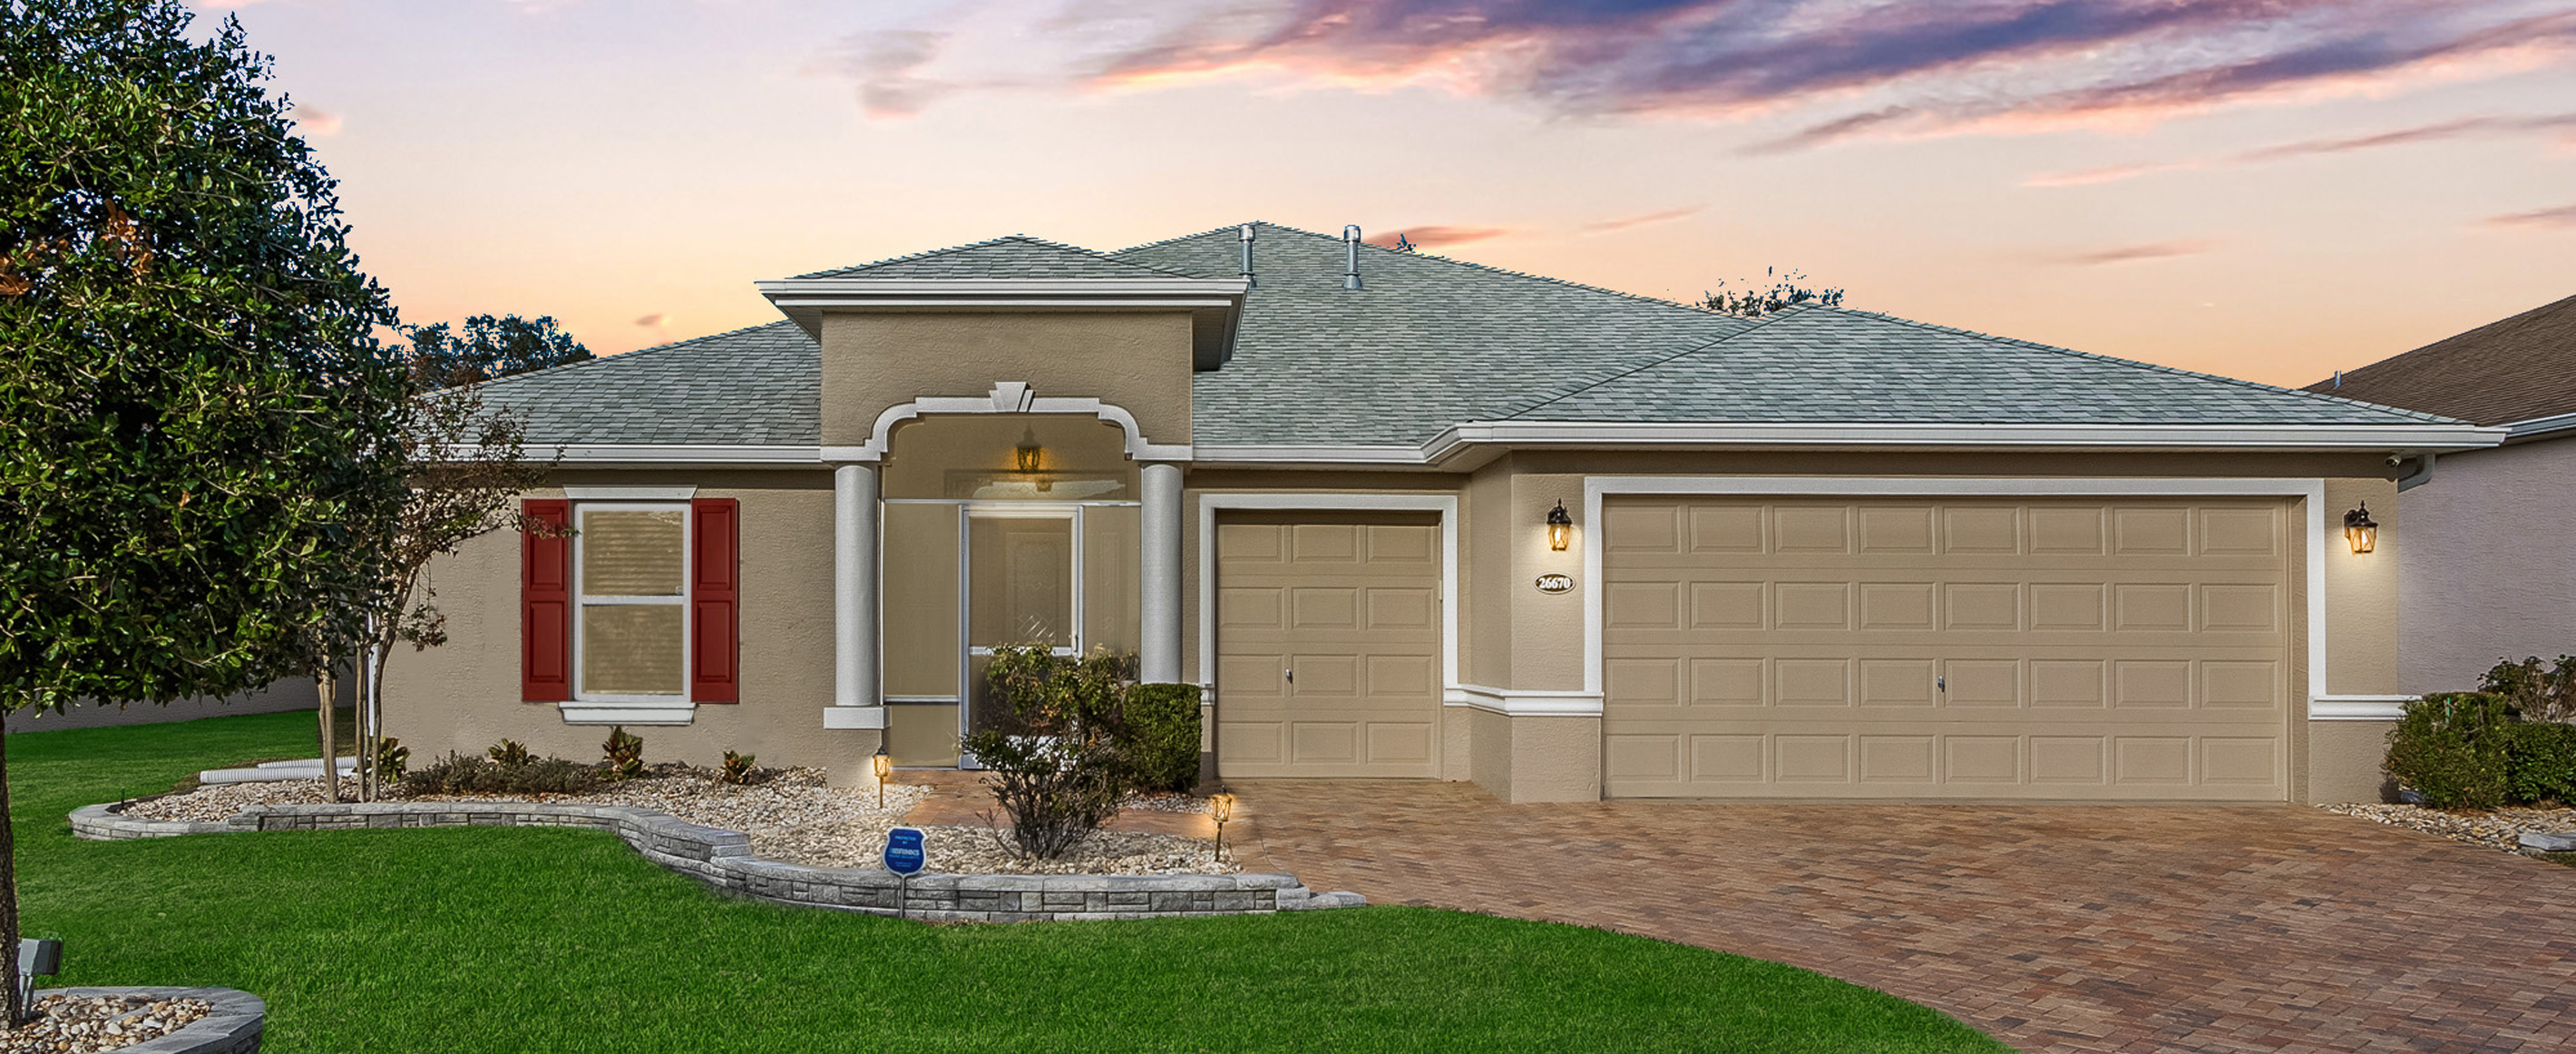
[1014, 427, 1043, 474]
[2343, 503, 2377, 554]
[1547, 501, 1574, 552]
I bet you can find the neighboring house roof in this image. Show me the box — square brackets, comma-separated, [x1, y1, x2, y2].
[484, 221, 2470, 451]
[2302, 293, 2576, 427]
[792, 234, 1193, 280]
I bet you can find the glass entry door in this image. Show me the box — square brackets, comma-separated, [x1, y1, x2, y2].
[963, 507, 1078, 754]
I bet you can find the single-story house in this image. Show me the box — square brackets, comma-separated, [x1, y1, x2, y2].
[385, 222, 2506, 804]
[2305, 293, 2576, 696]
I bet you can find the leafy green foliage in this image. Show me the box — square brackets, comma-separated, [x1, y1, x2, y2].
[718, 750, 756, 786]
[1122, 683, 1203, 794]
[2478, 656, 2576, 723]
[960, 646, 1136, 860]
[406, 314, 591, 387]
[486, 739, 531, 767]
[2386, 694, 2513, 809]
[600, 727, 645, 782]
[2504, 722, 2576, 805]
[1696, 267, 1847, 317]
[401, 750, 602, 796]
[371, 736, 408, 780]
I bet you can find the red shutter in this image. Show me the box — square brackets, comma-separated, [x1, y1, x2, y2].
[690, 498, 740, 702]
[521, 499, 572, 702]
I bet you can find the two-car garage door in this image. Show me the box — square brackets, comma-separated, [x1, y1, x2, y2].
[1602, 496, 2292, 801]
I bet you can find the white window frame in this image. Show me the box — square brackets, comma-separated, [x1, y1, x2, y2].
[562, 501, 696, 726]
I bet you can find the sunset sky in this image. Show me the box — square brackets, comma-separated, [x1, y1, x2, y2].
[193, 0, 2576, 389]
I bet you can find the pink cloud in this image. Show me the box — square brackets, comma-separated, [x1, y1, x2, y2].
[1577, 206, 1703, 233]
[634, 313, 668, 327]
[1371, 225, 1514, 249]
[2025, 110, 2576, 187]
[2047, 239, 2220, 266]
[2484, 203, 2576, 229]
[290, 104, 342, 136]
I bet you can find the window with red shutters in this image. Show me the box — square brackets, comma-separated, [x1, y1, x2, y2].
[689, 498, 740, 702]
[521, 499, 572, 701]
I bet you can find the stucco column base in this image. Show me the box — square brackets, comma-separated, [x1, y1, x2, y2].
[822, 728, 892, 787]
[1461, 708, 1602, 804]
[2305, 720, 2397, 804]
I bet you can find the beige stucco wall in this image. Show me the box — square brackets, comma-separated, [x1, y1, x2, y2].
[2398, 439, 2576, 695]
[819, 312, 1195, 448]
[383, 471, 884, 783]
[2308, 720, 2395, 803]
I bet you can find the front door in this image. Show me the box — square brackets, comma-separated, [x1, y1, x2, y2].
[963, 508, 1078, 756]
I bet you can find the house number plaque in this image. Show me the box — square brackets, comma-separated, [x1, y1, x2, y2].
[1534, 573, 1575, 595]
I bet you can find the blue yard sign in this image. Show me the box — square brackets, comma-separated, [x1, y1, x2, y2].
[883, 826, 927, 876]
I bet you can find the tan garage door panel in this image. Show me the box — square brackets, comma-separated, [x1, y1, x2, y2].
[1603, 497, 2290, 801]
[1217, 516, 1441, 778]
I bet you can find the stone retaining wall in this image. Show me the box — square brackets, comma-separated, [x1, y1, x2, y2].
[39, 987, 264, 1054]
[69, 800, 1362, 922]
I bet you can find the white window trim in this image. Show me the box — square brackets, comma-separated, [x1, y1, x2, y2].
[1193, 493, 1461, 703]
[565, 501, 694, 724]
[1582, 476, 2335, 718]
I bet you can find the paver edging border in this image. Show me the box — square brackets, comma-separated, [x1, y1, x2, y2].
[35, 986, 265, 1054]
[68, 800, 1363, 922]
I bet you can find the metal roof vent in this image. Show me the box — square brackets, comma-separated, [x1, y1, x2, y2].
[2331, 370, 2343, 389]
[1238, 224, 1256, 288]
[1342, 225, 1363, 290]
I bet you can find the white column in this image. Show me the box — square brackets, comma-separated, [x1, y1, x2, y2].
[1138, 462, 1185, 684]
[829, 463, 883, 726]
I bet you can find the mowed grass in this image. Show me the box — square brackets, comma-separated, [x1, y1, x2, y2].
[10, 712, 2008, 1053]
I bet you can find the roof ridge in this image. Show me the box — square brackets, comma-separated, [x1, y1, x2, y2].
[1118, 220, 1763, 327]
[474, 319, 805, 391]
[794, 233, 1196, 280]
[1824, 307, 2467, 425]
[1496, 308, 1806, 421]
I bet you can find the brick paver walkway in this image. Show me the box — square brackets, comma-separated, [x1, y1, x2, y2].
[1231, 780, 2576, 1054]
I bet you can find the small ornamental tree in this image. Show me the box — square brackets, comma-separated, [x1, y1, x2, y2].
[0, 0, 409, 1026]
[1697, 267, 1846, 317]
[408, 313, 591, 385]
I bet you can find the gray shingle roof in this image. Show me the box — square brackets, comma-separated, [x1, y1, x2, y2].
[480, 321, 818, 445]
[482, 222, 2460, 450]
[794, 235, 1192, 280]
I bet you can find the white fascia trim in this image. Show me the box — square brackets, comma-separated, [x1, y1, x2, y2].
[559, 702, 695, 727]
[822, 707, 889, 730]
[1582, 477, 2333, 707]
[1195, 493, 1460, 703]
[848, 383, 1191, 463]
[1446, 684, 1605, 717]
[1195, 422, 2505, 467]
[2504, 412, 2576, 443]
[772, 298, 1240, 310]
[563, 485, 698, 501]
[2309, 695, 2414, 721]
[527, 444, 823, 466]
[756, 278, 1250, 298]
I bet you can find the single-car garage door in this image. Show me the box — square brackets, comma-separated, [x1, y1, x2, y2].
[1602, 496, 2292, 801]
[1216, 513, 1441, 778]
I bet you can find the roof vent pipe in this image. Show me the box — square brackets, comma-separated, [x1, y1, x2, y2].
[1238, 224, 1256, 288]
[1342, 225, 1363, 290]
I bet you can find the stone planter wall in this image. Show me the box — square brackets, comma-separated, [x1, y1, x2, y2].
[69, 801, 1362, 922]
[37, 987, 264, 1054]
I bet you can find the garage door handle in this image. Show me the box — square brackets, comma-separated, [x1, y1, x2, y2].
[1283, 669, 1293, 684]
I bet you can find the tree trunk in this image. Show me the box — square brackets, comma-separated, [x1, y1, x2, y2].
[2, 709, 26, 1028]
[317, 670, 340, 802]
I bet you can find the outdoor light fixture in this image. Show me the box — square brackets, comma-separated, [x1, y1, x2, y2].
[1547, 501, 1574, 551]
[2344, 503, 2378, 554]
[872, 744, 892, 807]
[1014, 427, 1043, 473]
[1208, 789, 1235, 861]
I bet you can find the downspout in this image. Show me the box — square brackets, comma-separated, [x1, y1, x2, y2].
[2395, 453, 2436, 492]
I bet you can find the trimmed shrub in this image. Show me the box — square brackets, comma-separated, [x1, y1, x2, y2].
[960, 646, 1135, 860]
[2386, 693, 2513, 809]
[2480, 656, 2576, 723]
[719, 750, 757, 786]
[1123, 683, 1203, 794]
[401, 752, 601, 796]
[600, 726, 645, 781]
[373, 737, 409, 780]
[2506, 721, 2576, 805]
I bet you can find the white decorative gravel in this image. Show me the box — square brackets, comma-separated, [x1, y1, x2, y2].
[122, 764, 1235, 874]
[2319, 802, 2576, 854]
[0, 994, 211, 1054]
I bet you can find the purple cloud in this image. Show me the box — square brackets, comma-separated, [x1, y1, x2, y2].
[2026, 111, 2576, 186]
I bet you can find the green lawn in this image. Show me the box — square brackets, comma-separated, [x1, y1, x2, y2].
[9, 712, 2008, 1053]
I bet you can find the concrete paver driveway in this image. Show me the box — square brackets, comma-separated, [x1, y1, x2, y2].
[1232, 780, 2576, 1054]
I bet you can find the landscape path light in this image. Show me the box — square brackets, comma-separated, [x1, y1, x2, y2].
[872, 744, 892, 808]
[1209, 789, 1235, 861]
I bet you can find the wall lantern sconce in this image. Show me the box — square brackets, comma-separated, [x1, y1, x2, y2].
[872, 744, 892, 807]
[1546, 501, 1574, 551]
[2343, 503, 2377, 554]
[1208, 789, 1235, 861]
[1013, 428, 1044, 473]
